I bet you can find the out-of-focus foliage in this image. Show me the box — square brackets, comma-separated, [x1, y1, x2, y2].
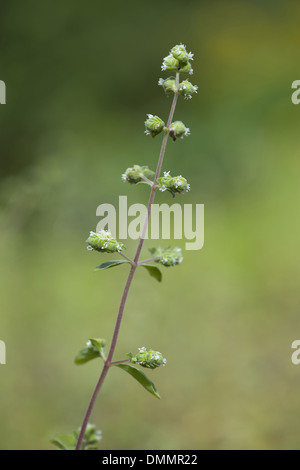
[1, 0, 300, 450]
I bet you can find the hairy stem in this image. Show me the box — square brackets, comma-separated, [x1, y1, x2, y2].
[139, 174, 154, 186]
[76, 72, 180, 450]
[110, 359, 130, 365]
[137, 257, 161, 266]
[119, 251, 135, 265]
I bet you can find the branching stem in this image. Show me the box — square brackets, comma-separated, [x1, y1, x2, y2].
[137, 257, 161, 266]
[118, 251, 135, 265]
[75, 72, 180, 450]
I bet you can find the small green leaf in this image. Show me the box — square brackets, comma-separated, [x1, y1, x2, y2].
[75, 348, 100, 365]
[75, 338, 106, 365]
[136, 181, 152, 187]
[141, 264, 162, 282]
[95, 260, 130, 271]
[51, 434, 77, 451]
[115, 363, 161, 399]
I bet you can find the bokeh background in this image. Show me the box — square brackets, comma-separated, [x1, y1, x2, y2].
[1, 0, 300, 450]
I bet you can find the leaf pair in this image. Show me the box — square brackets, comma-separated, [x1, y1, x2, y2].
[95, 260, 162, 282]
[75, 339, 160, 400]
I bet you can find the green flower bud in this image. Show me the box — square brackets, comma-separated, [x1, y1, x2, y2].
[179, 62, 193, 74]
[144, 114, 165, 137]
[158, 171, 190, 196]
[178, 80, 198, 99]
[149, 246, 183, 267]
[169, 121, 190, 141]
[87, 230, 124, 253]
[122, 165, 154, 184]
[170, 44, 192, 64]
[161, 54, 180, 72]
[161, 44, 194, 74]
[158, 76, 177, 94]
[128, 347, 167, 369]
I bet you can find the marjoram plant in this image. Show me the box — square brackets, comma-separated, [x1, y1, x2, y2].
[52, 44, 197, 451]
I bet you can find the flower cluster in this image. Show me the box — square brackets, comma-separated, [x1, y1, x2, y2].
[147, 45, 196, 143]
[161, 44, 194, 74]
[158, 76, 177, 94]
[158, 77, 198, 100]
[144, 114, 165, 138]
[149, 246, 183, 267]
[169, 121, 190, 141]
[128, 347, 167, 369]
[122, 165, 154, 184]
[86, 230, 124, 253]
[178, 80, 198, 99]
[157, 171, 190, 196]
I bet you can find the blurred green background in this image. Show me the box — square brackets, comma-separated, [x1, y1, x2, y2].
[1, 0, 300, 450]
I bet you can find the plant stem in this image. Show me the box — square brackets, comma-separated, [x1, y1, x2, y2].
[110, 359, 130, 365]
[119, 251, 135, 265]
[137, 257, 161, 266]
[75, 264, 136, 450]
[139, 174, 154, 186]
[134, 73, 180, 263]
[75, 72, 180, 451]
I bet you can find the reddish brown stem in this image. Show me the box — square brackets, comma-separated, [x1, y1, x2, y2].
[75, 72, 180, 450]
